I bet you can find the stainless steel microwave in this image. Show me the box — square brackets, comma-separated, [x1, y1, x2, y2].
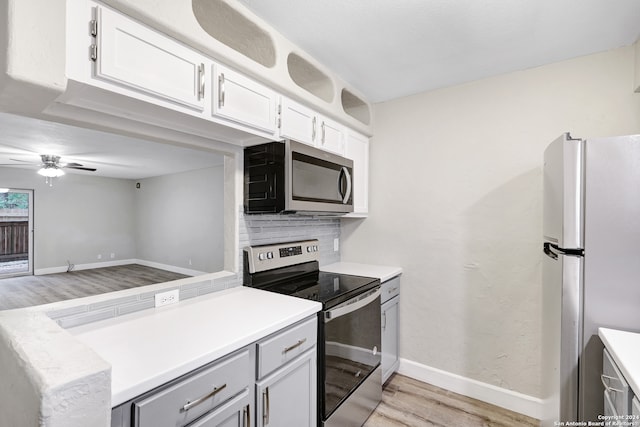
[244, 139, 353, 214]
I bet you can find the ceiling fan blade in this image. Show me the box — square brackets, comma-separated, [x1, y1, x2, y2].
[65, 166, 97, 172]
[8, 158, 39, 164]
[64, 162, 84, 167]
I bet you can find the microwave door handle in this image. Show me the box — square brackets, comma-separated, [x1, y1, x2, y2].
[325, 289, 380, 322]
[338, 167, 352, 204]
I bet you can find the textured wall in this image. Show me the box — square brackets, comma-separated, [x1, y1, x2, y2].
[341, 46, 640, 398]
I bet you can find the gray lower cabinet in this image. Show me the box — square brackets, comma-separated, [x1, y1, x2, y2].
[188, 389, 251, 427]
[633, 396, 640, 417]
[111, 315, 318, 427]
[602, 348, 634, 417]
[255, 348, 317, 427]
[111, 347, 253, 427]
[381, 276, 400, 384]
[256, 316, 317, 427]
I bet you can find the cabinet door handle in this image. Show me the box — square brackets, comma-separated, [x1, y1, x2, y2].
[311, 116, 317, 141]
[181, 383, 227, 412]
[263, 387, 270, 425]
[283, 338, 307, 354]
[321, 121, 326, 144]
[244, 403, 251, 427]
[218, 72, 226, 107]
[197, 63, 205, 100]
[382, 311, 387, 330]
[601, 374, 625, 393]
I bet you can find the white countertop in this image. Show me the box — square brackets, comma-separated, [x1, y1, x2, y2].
[69, 286, 321, 406]
[599, 328, 640, 397]
[321, 262, 402, 283]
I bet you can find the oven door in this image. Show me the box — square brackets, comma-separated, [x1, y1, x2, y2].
[321, 287, 381, 420]
[285, 140, 354, 213]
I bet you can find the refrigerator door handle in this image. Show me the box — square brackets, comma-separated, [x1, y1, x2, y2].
[544, 242, 584, 258]
[544, 242, 558, 260]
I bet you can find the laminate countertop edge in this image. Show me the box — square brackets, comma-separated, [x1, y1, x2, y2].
[69, 286, 322, 406]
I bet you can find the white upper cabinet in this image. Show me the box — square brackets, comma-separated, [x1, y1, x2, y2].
[317, 115, 344, 155]
[93, 4, 207, 112]
[213, 65, 278, 135]
[279, 97, 318, 146]
[279, 97, 345, 155]
[344, 130, 369, 216]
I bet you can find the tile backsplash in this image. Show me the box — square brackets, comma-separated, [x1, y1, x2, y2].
[238, 211, 341, 269]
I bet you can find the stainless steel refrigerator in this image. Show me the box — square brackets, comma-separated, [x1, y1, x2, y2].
[542, 132, 640, 425]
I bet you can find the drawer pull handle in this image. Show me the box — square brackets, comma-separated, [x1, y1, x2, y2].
[182, 383, 227, 412]
[388, 287, 398, 292]
[601, 374, 624, 394]
[283, 338, 307, 354]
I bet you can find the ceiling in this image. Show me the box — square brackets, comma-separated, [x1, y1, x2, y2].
[236, 0, 640, 103]
[0, 113, 225, 180]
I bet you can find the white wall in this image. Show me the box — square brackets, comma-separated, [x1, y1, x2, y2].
[341, 46, 640, 398]
[0, 167, 136, 270]
[135, 166, 225, 273]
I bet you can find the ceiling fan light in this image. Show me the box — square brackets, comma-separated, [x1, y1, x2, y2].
[37, 166, 65, 178]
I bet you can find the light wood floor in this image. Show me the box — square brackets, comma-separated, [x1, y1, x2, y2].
[365, 374, 540, 427]
[0, 264, 188, 310]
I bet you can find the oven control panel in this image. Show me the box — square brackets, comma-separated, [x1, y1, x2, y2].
[244, 239, 320, 273]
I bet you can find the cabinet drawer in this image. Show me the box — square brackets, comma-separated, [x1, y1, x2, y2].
[257, 316, 317, 378]
[186, 388, 251, 427]
[603, 349, 632, 417]
[133, 349, 252, 427]
[381, 276, 400, 304]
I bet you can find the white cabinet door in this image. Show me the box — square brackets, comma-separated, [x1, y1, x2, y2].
[317, 116, 345, 155]
[213, 65, 278, 135]
[256, 349, 317, 427]
[94, 4, 206, 111]
[345, 131, 369, 215]
[381, 295, 399, 384]
[279, 98, 345, 154]
[279, 97, 317, 146]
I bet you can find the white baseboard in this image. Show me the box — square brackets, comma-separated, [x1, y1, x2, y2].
[34, 259, 206, 277]
[397, 358, 543, 420]
[134, 259, 206, 277]
[35, 259, 136, 275]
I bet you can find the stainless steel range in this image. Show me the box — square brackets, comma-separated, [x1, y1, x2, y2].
[243, 240, 382, 427]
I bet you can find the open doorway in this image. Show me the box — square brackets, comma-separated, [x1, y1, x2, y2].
[0, 189, 33, 278]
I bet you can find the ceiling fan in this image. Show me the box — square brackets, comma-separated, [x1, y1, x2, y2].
[1, 154, 97, 186]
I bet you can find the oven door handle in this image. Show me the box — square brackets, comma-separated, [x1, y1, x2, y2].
[325, 288, 380, 322]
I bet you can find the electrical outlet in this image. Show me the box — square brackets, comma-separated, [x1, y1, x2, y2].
[110, 253, 115, 259]
[334, 238, 339, 252]
[155, 289, 179, 307]
[97, 254, 102, 260]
